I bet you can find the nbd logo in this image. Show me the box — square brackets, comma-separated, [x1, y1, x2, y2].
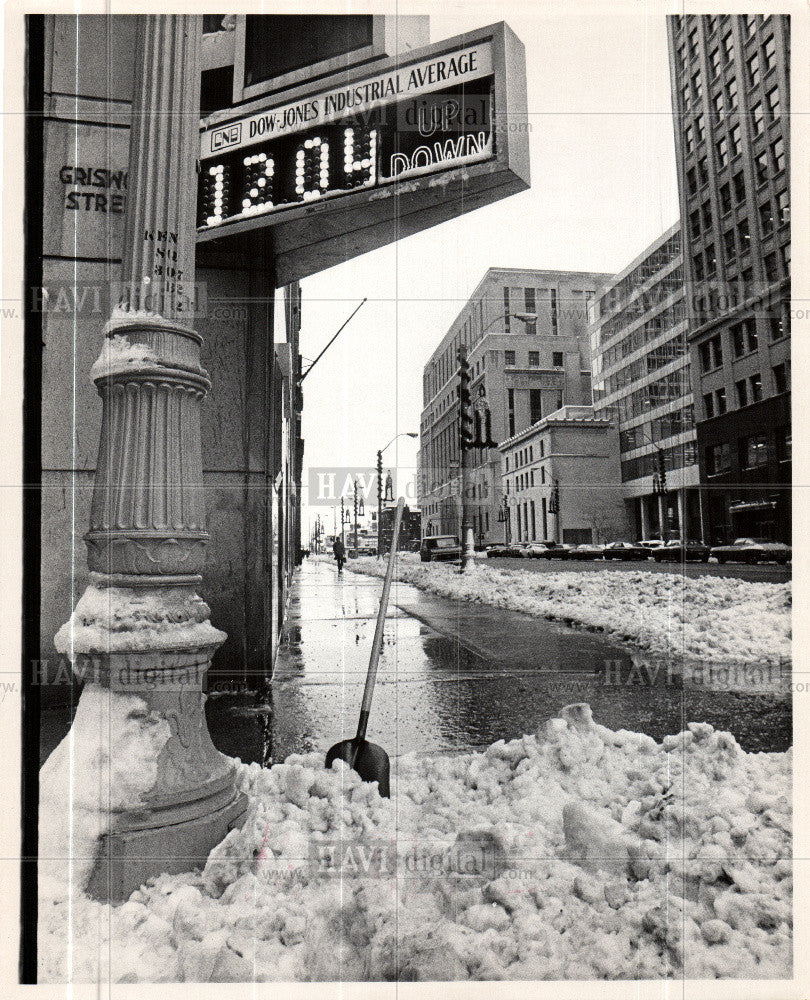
[211, 122, 242, 152]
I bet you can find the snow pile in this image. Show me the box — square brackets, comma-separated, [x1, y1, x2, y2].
[342, 555, 791, 664]
[38, 705, 791, 982]
[55, 582, 226, 656]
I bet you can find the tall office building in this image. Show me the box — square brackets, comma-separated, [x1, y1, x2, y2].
[590, 224, 700, 540]
[418, 267, 611, 542]
[666, 14, 790, 543]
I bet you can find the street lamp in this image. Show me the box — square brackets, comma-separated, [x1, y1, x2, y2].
[497, 494, 513, 544]
[480, 311, 538, 336]
[377, 432, 417, 555]
[352, 477, 364, 557]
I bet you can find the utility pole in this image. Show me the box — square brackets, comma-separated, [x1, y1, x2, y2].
[353, 478, 360, 557]
[457, 346, 475, 570]
[377, 449, 383, 556]
[653, 449, 669, 542]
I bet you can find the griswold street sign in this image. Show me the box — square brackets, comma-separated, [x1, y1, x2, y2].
[196, 21, 529, 285]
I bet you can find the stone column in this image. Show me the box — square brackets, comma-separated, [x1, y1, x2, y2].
[44, 15, 246, 904]
[677, 488, 687, 541]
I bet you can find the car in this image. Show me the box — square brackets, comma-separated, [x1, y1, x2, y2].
[536, 541, 573, 559]
[568, 543, 606, 560]
[504, 541, 530, 558]
[419, 535, 462, 562]
[635, 539, 666, 554]
[653, 539, 710, 562]
[710, 537, 791, 565]
[602, 541, 649, 560]
[523, 542, 551, 558]
[486, 543, 508, 558]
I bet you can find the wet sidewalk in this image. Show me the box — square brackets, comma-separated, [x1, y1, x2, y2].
[206, 558, 791, 763]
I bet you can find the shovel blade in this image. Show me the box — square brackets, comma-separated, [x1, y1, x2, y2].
[325, 737, 390, 798]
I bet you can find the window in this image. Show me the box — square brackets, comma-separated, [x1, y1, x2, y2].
[530, 389, 543, 425]
[732, 323, 746, 356]
[777, 190, 789, 224]
[747, 53, 760, 88]
[687, 167, 698, 195]
[505, 350, 516, 366]
[750, 373, 763, 402]
[745, 14, 757, 37]
[707, 442, 731, 475]
[703, 392, 715, 418]
[716, 387, 727, 413]
[716, 136, 728, 167]
[705, 244, 717, 277]
[550, 289, 558, 336]
[759, 200, 774, 234]
[700, 334, 723, 371]
[530, 470, 535, 487]
[682, 82, 691, 110]
[503, 287, 511, 332]
[702, 201, 712, 229]
[694, 252, 705, 281]
[720, 182, 732, 214]
[688, 25, 699, 56]
[751, 102, 764, 135]
[767, 86, 781, 118]
[710, 47, 721, 76]
[698, 157, 709, 186]
[743, 433, 768, 468]
[770, 313, 786, 341]
[726, 76, 737, 109]
[695, 114, 706, 143]
[722, 33, 734, 62]
[773, 363, 788, 394]
[781, 243, 790, 273]
[763, 35, 777, 73]
[772, 137, 785, 172]
[540, 466, 546, 484]
[736, 378, 748, 407]
[508, 388, 515, 437]
[713, 90, 724, 116]
[776, 426, 791, 463]
[764, 252, 778, 281]
[733, 171, 746, 203]
[746, 317, 758, 352]
[684, 125, 694, 154]
[737, 217, 750, 251]
[524, 287, 536, 313]
[724, 229, 736, 261]
[755, 150, 768, 185]
[552, 351, 563, 367]
[690, 208, 701, 238]
[693, 72, 703, 102]
[528, 351, 539, 367]
[730, 122, 742, 157]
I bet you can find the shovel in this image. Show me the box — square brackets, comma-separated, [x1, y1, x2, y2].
[325, 497, 404, 797]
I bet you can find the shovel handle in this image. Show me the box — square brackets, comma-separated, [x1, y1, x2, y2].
[357, 497, 404, 740]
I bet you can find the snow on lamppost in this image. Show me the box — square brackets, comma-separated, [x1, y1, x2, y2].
[42, 15, 246, 904]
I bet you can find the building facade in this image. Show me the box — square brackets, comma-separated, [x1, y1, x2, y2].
[666, 14, 790, 543]
[418, 267, 612, 543]
[589, 224, 701, 540]
[498, 406, 630, 545]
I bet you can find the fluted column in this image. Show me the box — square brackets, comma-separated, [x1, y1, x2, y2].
[43, 15, 246, 906]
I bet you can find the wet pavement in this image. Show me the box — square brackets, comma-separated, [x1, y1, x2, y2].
[206, 559, 792, 766]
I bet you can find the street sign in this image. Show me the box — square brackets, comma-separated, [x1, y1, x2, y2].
[197, 22, 529, 286]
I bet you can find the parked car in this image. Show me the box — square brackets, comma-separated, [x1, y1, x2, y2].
[504, 541, 530, 557]
[635, 539, 666, 554]
[523, 542, 551, 558]
[536, 541, 573, 559]
[653, 539, 710, 562]
[602, 541, 649, 560]
[568, 543, 606, 560]
[710, 537, 791, 565]
[486, 543, 508, 558]
[419, 535, 462, 562]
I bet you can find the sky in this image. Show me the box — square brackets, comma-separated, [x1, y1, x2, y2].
[282, 5, 681, 542]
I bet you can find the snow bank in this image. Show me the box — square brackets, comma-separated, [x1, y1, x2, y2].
[38, 704, 791, 982]
[341, 554, 791, 664]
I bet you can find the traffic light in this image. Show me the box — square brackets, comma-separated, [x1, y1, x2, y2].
[656, 449, 667, 494]
[457, 347, 473, 451]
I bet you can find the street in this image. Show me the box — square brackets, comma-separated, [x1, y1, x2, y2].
[481, 556, 791, 584]
[204, 559, 791, 766]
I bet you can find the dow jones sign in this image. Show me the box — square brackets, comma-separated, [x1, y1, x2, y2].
[197, 22, 529, 286]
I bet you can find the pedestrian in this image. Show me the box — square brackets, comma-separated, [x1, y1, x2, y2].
[333, 537, 346, 574]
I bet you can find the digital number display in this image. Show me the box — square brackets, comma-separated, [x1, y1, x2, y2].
[197, 81, 494, 230]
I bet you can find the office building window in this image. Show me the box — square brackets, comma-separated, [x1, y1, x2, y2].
[724, 229, 736, 262]
[716, 136, 729, 167]
[552, 351, 563, 367]
[732, 322, 746, 356]
[772, 137, 785, 173]
[781, 243, 790, 273]
[698, 156, 709, 185]
[777, 189, 789, 224]
[764, 252, 778, 281]
[730, 122, 742, 157]
[747, 317, 758, 352]
[750, 373, 763, 402]
[687, 167, 698, 194]
[767, 85, 781, 119]
[747, 53, 760, 88]
[528, 351, 539, 367]
[733, 171, 746, 203]
[505, 350, 516, 366]
[503, 287, 511, 332]
[541, 466, 546, 484]
[773, 363, 788, 394]
[770, 313, 785, 341]
[693, 72, 703, 102]
[682, 82, 691, 109]
[726, 76, 737, 109]
[743, 433, 768, 468]
[702, 201, 712, 229]
[713, 90, 724, 117]
[550, 289, 558, 335]
[507, 388, 515, 437]
[751, 102, 764, 135]
[530, 501, 536, 539]
[763, 35, 777, 73]
[688, 24, 699, 55]
[705, 244, 717, 276]
[776, 426, 791, 463]
[716, 387, 727, 413]
[704, 392, 715, 418]
[745, 14, 757, 37]
[694, 252, 705, 280]
[759, 201, 774, 234]
[736, 378, 748, 407]
[755, 150, 768, 185]
[524, 287, 536, 313]
[707, 442, 731, 475]
[710, 47, 721, 76]
[737, 217, 750, 251]
[530, 389, 543, 425]
[720, 182, 732, 214]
